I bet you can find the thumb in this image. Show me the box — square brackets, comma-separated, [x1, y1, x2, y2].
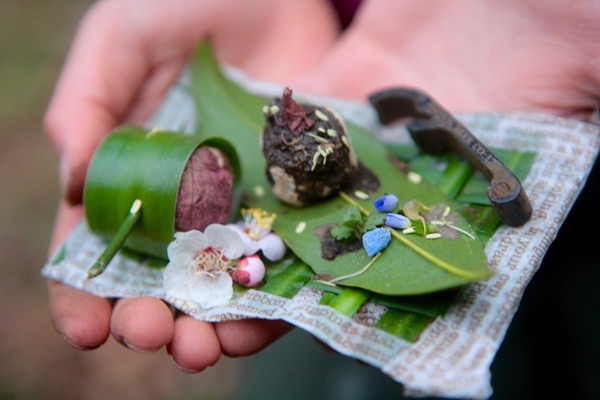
[46, 98, 117, 205]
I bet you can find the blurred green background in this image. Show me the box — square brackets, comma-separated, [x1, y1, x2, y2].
[1, 1, 597, 399]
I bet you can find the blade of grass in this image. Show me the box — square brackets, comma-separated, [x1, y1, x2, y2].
[328, 287, 372, 317]
[375, 309, 434, 343]
[259, 259, 314, 299]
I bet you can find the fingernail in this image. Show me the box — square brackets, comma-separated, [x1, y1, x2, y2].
[61, 334, 96, 351]
[122, 338, 158, 354]
[175, 363, 202, 374]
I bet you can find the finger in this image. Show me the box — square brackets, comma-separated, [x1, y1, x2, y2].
[215, 319, 293, 357]
[46, 196, 111, 350]
[47, 280, 112, 350]
[167, 314, 221, 373]
[110, 297, 175, 353]
[48, 201, 84, 255]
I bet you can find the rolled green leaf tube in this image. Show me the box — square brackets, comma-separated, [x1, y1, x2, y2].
[84, 126, 240, 261]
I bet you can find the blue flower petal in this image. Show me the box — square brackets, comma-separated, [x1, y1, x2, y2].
[385, 213, 411, 230]
[362, 228, 392, 257]
[373, 194, 398, 213]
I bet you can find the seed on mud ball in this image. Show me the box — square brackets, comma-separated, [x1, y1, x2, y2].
[175, 146, 234, 232]
[261, 88, 358, 206]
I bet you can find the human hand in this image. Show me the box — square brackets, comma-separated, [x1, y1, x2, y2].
[45, 0, 600, 373]
[297, 0, 600, 121]
[44, 0, 339, 372]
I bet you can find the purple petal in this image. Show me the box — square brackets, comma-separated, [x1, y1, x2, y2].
[385, 213, 411, 230]
[373, 194, 398, 213]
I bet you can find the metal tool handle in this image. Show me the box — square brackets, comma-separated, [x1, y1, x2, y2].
[369, 88, 532, 227]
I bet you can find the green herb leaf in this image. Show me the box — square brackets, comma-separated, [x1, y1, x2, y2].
[363, 212, 387, 232]
[341, 205, 364, 228]
[331, 225, 355, 241]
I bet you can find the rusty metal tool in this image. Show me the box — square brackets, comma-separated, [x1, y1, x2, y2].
[369, 87, 532, 227]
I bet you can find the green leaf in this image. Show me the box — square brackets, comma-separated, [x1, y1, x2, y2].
[437, 157, 474, 198]
[373, 289, 458, 318]
[341, 205, 363, 228]
[456, 149, 537, 205]
[190, 40, 491, 296]
[363, 212, 386, 232]
[328, 288, 372, 317]
[330, 225, 354, 241]
[259, 258, 314, 299]
[50, 245, 66, 265]
[375, 309, 434, 343]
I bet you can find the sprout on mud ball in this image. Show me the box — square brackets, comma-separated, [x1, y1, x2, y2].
[261, 88, 358, 207]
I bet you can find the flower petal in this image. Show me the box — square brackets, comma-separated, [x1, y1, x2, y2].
[188, 271, 233, 309]
[204, 224, 245, 259]
[163, 263, 193, 301]
[225, 223, 245, 233]
[374, 194, 398, 213]
[167, 230, 207, 264]
[259, 234, 287, 261]
[227, 224, 261, 256]
[385, 213, 411, 230]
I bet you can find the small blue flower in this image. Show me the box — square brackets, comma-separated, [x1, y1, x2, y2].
[385, 213, 411, 230]
[362, 228, 392, 257]
[373, 194, 398, 213]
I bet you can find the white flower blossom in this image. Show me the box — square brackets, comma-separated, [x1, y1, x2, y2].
[227, 208, 286, 261]
[163, 224, 244, 309]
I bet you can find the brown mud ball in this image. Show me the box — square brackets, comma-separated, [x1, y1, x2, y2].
[175, 146, 234, 231]
[261, 88, 358, 206]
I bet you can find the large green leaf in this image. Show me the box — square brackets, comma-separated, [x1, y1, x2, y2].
[190, 41, 491, 295]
